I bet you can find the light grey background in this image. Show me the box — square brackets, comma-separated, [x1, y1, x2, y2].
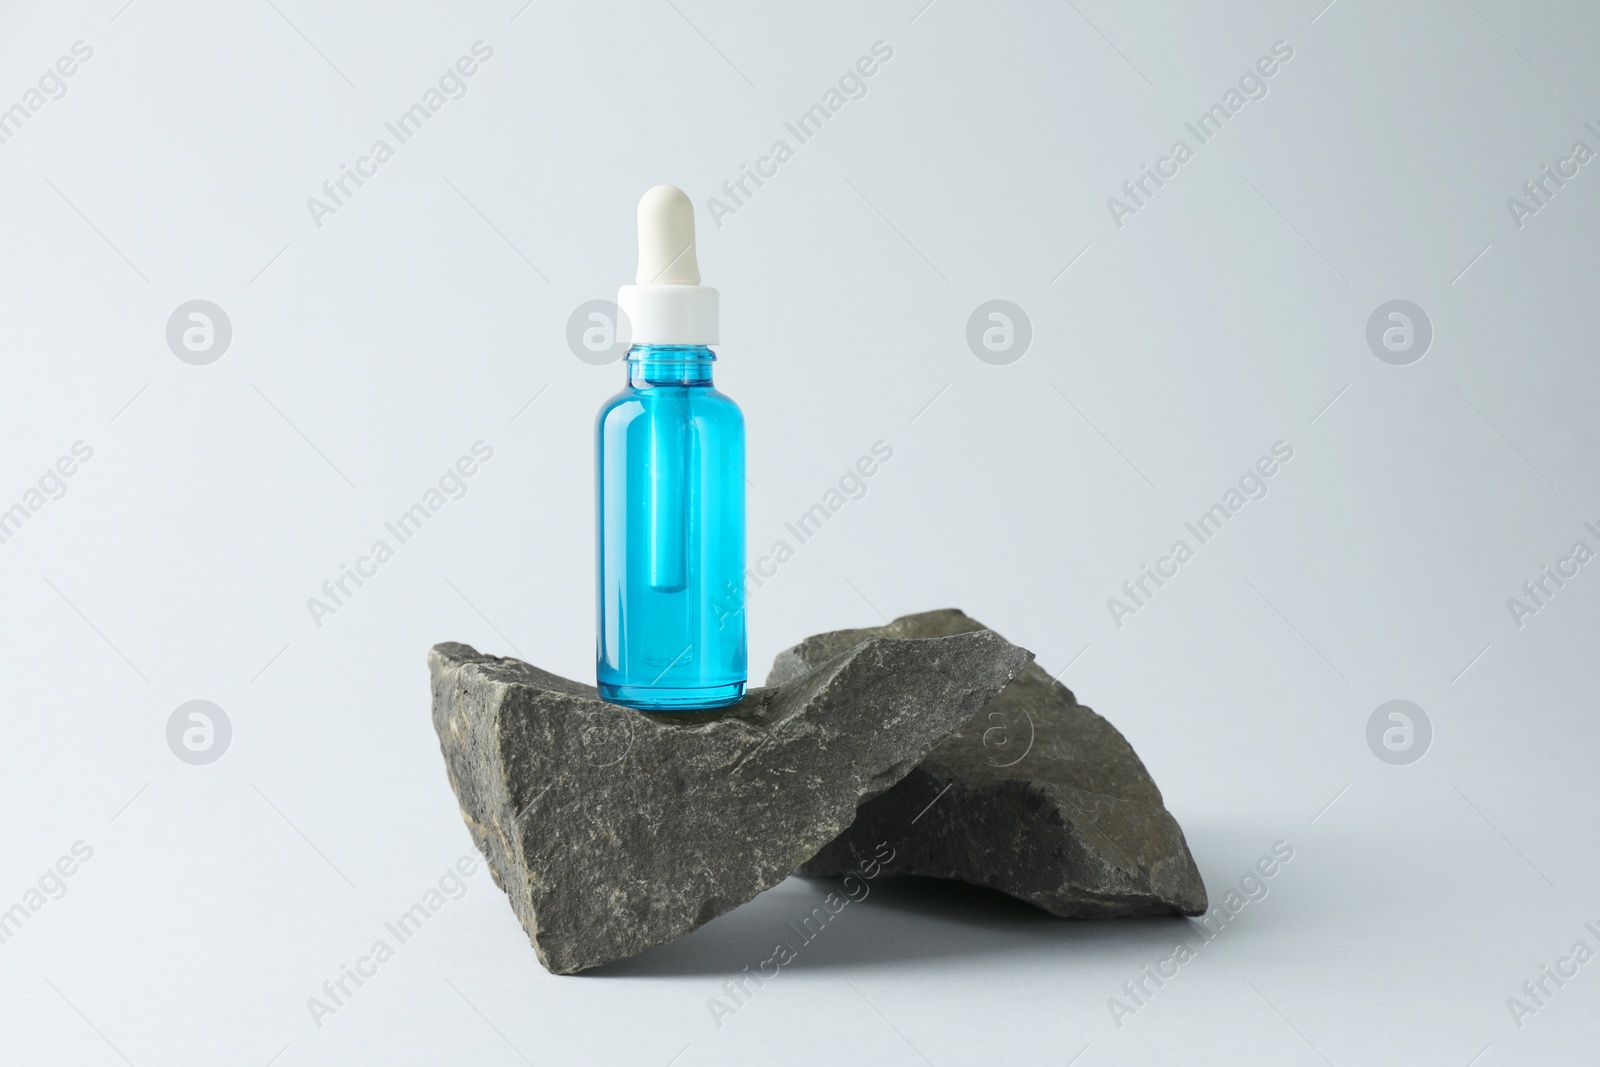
[2, 0, 1597, 1064]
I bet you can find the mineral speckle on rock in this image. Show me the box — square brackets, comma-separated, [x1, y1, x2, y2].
[430, 629, 1032, 973]
[772, 609, 1207, 918]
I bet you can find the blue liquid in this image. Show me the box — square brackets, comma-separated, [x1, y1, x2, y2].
[596, 345, 746, 710]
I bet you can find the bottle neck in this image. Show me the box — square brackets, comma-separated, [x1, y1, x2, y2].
[628, 344, 715, 387]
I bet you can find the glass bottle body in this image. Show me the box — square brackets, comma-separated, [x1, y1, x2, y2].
[595, 345, 746, 710]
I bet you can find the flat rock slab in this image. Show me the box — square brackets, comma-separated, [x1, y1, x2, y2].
[430, 630, 1031, 973]
[771, 610, 1207, 918]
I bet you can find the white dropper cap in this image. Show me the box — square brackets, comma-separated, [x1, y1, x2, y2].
[616, 185, 719, 346]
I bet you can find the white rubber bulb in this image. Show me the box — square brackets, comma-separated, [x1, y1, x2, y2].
[635, 184, 700, 285]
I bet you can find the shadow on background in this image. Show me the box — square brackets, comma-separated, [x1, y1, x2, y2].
[590, 872, 1196, 978]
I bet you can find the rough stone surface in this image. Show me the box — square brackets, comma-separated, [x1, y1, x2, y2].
[772, 610, 1207, 918]
[430, 630, 1032, 974]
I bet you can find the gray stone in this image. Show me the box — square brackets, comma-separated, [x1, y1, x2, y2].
[772, 610, 1207, 918]
[429, 630, 1032, 974]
